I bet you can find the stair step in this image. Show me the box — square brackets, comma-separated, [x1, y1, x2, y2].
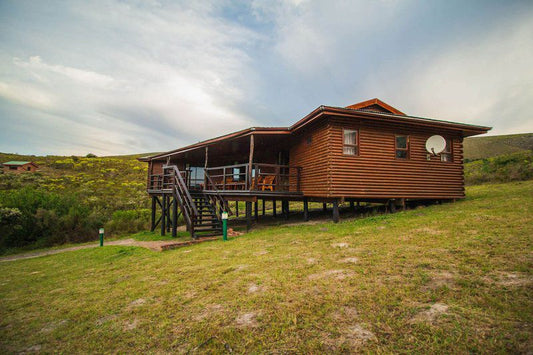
[194, 222, 221, 227]
[196, 227, 221, 231]
[194, 232, 222, 238]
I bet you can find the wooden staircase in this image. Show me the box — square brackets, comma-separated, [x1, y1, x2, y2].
[190, 192, 222, 237]
[162, 165, 227, 239]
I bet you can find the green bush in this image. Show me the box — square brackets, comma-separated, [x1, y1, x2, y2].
[0, 187, 104, 251]
[465, 150, 533, 185]
[104, 209, 151, 235]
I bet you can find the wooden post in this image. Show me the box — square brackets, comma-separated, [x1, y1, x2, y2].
[303, 197, 309, 221]
[151, 196, 156, 232]
[283, 200, 289, 220]
[161, 194, 166, 236]
[323, 203, 327, 213]
[350, 201, 355, 211]
[273, 200, 277, 217]
[248, 134, 254, 190]
[172, 195, 177, 237]
[223, 167, 226, 190]
[254, 201, 259, 222]
[235, 201, 239, 217]
[204, 146, 208, 189]
[246, 201, 252, 231]
[389, 200, 397, 213]
[166, 198, 171, 233]
[262, 199, 265, 216]
[332, 200, 340, 223]
[204, 146, 208, 169]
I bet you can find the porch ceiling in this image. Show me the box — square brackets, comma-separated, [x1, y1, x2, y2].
[168, 133, 291, 167]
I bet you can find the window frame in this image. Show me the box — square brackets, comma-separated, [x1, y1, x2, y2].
[394, 134, 410, 160]
[342, 129, 359, 156]
[440, 138, 453, 162]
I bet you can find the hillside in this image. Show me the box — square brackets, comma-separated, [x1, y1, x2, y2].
[1, 134, 532, 253]
[0, 181, 531, 353]
[0, 153, 150, 253]
[464, 133, 533, 161]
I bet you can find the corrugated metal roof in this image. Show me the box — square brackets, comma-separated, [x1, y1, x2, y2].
[3, 161, 31, 165]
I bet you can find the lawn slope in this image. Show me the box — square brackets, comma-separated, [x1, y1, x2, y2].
[0, 181, 531, 353]
[464, 133, 533, 161]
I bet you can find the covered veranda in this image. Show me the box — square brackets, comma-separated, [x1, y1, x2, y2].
[146, 129, 305, 230]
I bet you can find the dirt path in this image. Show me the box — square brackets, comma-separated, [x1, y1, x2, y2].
[0, 239, 139, 263]
[0, 237, 220, 263]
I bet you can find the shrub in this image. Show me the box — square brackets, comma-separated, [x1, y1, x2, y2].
[0, 207, 23, 249]
[465, 150, 533, 185]
[0, 187, 105, 251]
[104, 209, 150, 235]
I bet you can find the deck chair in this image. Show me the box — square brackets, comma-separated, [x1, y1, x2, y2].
[224, 177, 235, 190]
[251, 176, 263, 190]
[261, 175, 276, 191]
[210, 176, 223, 190]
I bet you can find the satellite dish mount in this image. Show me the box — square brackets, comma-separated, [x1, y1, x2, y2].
[425, 135, 446, 159]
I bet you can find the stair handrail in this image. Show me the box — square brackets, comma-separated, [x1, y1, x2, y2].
[205, 170, 232, 217]
[164, 165, 198, 219]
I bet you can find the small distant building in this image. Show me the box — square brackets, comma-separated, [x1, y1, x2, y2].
[2, 161, 39, 173]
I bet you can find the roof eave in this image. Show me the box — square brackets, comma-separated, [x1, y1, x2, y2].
[144, 127, 291, 161]
[319, 106, 492, 136]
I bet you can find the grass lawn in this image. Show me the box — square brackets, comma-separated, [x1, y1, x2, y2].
[125, 230, 191, 241]
[0, 181, 532, 353]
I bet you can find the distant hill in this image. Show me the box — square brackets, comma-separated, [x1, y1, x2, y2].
[464, 133, 533, 161]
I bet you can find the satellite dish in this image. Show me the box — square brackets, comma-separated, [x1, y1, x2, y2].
[425, 135, 446, 155]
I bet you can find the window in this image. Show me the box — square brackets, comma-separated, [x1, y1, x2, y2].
[343, 129, 358, 155]
[441, 139, 453, 162]
[9, 166, 17, 170]
[395, 135, 409, 159]
[306, 136, 312, 145]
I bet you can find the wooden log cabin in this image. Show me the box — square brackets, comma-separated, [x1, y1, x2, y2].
[139, 98, 490, 238]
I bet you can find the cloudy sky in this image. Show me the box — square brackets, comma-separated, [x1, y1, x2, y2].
[0, 0, 532, 156]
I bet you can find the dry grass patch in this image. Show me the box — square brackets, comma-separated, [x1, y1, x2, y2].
[339, 257, 359, 264]
[235, 312, 260, 328]
[410, 303, 449, 324]
[308, 269, 353, 281]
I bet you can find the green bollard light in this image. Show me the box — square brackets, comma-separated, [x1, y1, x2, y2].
[99, 228, 104, 247]
[221, 212, 228, 241]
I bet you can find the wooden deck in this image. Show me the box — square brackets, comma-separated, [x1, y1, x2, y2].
[147, 162, 303, 199]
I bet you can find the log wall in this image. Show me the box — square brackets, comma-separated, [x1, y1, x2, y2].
[289, 121, 331, 197]
[326, 116, 465, 199]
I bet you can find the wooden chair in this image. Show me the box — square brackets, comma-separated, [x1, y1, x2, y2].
[261, 175, 276, 191]
[224, 177, 235, 190]
[251, 176, 263, 190]
[211, 176, 223, 190]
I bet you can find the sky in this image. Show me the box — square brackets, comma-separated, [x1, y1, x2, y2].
[0, 0, 532, 156]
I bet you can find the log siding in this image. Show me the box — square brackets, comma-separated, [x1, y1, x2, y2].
[289, 121, 332, 197]
[327, 116, 465, 199]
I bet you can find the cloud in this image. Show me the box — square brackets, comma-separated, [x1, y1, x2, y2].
[0, 81, 56, 110]
[362, 10, 533, 134]
[0, 0, 262, 155]
[0, 0, 531, 156]
[13, 56, 115, 87]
